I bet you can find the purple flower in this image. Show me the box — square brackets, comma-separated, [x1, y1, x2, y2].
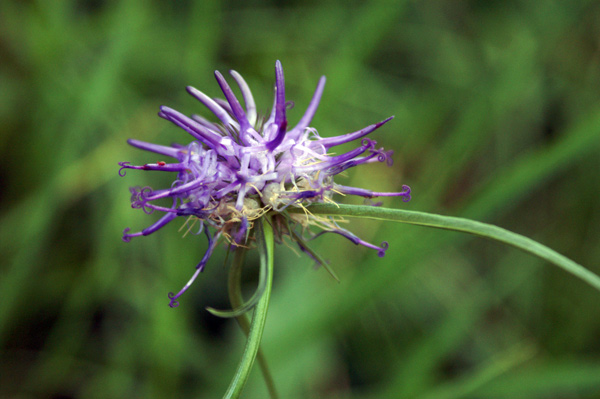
[119, 61, 411, 307]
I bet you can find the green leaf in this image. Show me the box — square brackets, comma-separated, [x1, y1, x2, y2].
[291, 204, 600, 292]
[223, 218, 275, 399]
[226, 247, 279, 398]
[206, 240, 269, 318]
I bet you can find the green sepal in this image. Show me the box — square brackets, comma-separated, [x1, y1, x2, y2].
[293, 230, 340, 283]
[283, 214, 340, 282]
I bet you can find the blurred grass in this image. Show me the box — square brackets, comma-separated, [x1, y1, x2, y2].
[1, 0, 600, 398]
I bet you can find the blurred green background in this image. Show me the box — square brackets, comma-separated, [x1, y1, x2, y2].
[2, 0, 600, 398]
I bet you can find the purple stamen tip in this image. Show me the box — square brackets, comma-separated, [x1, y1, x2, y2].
[118, 162, 131, 176]
[378, 241, 389, 257]
[122, 228, 134, 242]
[167, 293, 180, 308]
[361, 138, 376, 148]
[401, 185, 412, 202]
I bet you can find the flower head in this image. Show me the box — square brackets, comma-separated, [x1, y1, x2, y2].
[120, 61, 411, 307]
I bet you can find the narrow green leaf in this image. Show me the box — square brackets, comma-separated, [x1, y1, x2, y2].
[227, 247, 279, 399]
[223, 218, 275, 399]
[291, 204, 600, 292]
[206, 242, 268, 318]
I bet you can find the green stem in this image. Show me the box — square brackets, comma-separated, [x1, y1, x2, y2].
[223, 218, 275, 399]
[292, 204, 600, 292]
[227, 248, 279, 399]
